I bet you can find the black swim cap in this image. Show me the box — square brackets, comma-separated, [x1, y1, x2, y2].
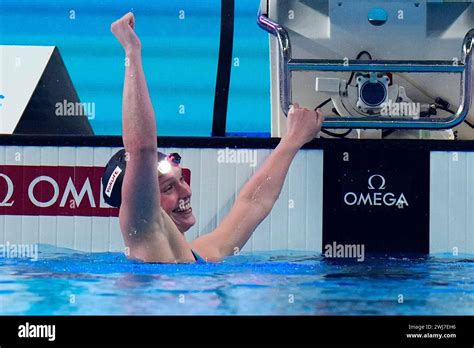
[102, 149, 172, 208]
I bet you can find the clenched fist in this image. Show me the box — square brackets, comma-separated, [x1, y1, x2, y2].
[286, 103, 324, 146]
[111, 12, 141, 54]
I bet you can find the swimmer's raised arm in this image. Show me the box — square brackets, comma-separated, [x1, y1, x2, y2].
[111, 13, 193, 262]
[191, 104, 324, 260]
[111, 14, 156, 155]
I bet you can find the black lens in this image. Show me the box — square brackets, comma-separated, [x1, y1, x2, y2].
[361, 81, 387, 107]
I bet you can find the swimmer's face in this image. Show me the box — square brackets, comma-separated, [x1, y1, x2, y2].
[158, 164, 195, 233]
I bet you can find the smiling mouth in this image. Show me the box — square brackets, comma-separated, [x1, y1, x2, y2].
[173, 199, 192, 214]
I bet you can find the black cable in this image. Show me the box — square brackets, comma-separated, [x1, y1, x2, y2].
[439, 108, 474, 129]
[465, 119, 474, 129]
[435, 97, 474, 129]
[314, 51, 372, 139]
[315, 98, 332, 109]
[347, 51, 373, 86]
[438, 107, 454, 115]
[314, 99, 353, 138]
[321, 129, 353, 138]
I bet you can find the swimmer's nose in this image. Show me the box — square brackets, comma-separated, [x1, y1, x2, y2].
[178, 181, 192, 196]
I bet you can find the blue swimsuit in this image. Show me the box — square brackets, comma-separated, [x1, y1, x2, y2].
[191, 250, 206, 263]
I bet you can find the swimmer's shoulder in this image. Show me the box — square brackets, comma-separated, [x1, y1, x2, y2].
[124, 207, 196, 263]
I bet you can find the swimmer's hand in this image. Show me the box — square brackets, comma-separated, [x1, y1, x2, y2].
[111, 12, 142, 53]
[285, 103, 324, 146]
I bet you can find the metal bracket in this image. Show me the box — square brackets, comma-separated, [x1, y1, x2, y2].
[257, 7, 474, 130]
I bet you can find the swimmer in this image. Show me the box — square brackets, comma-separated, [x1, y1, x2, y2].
[103, 12, 324, 263]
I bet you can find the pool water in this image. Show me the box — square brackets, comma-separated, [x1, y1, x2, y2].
[0, 246, 473, 315]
